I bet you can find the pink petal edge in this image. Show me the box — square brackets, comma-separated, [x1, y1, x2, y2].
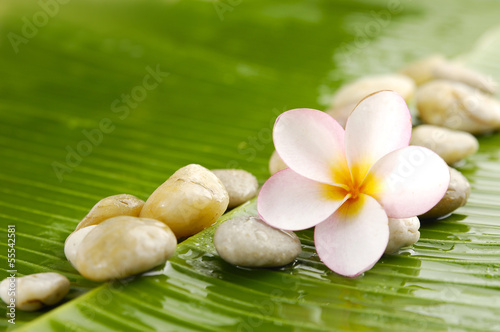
[345, 91, 412, 182]
[257, 168, 348, 231]
[367, 146, 450, 218]
[273, 108, 349, 186]
[314, 194, 389, 277]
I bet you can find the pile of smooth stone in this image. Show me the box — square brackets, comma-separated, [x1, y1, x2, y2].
[271, 54, 499, 256]
[3, 55, 496, 312]
[1, 165, 259, 311]
[216, 56, 497, 271]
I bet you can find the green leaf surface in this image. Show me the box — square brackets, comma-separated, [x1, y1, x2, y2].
[1, 0, 500, 331]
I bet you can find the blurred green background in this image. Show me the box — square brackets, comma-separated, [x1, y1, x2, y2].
[1, 0, 500, 330]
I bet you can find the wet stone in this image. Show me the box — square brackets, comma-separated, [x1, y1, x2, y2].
[385, 217, 420, 254]
[214, 216, 302, 267]
[410, 125, 479, 164]
[0, 273, 70, 311]
[419, 167, 471, 219]
[211, 169, 259, 209]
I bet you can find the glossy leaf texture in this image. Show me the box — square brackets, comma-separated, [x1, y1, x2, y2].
[1, 0, 500, 331]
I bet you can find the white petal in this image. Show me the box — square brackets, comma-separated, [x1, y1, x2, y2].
[345, 91, 412, 182]
[366, 146, 450, 218]
[273, 108, 349, 185]
[257, 168, 348, 231]
[315, 194, 389, 277]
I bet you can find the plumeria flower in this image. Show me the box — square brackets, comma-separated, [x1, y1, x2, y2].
[257, 91, 450, 277]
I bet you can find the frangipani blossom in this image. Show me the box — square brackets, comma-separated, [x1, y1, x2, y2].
[257, 91, 450, 277]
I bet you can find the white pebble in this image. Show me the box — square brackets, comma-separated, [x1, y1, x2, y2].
[211, 169, 259, 209]
[214, 216, 301, 267]
[269, 150, 288, 175]
[327, 74, 416, 126]
[75, 216, 177, 281]
[420, 168, 471, 219]
[0, 273, 70, 311]
[410, 125, 479, 164]
[416, 80, 500, 134]
[140, 164, 229, 239]
[64, 225, 97, 267]
[385, 217, 420, 254]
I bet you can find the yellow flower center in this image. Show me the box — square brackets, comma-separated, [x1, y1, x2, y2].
[323, 162, 381, 204]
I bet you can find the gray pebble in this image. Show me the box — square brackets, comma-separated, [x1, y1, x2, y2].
[420, 167, 471, 219]
[211, 169, 259, 209]
[214, 216, 301, 267]
[410, 125, 478, 164]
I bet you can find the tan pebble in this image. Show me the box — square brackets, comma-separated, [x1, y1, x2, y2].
[400, 54, 446, 85]
[75, 216, 177, 281]
[214, 216, 301, 267]
[420, 168, 471, 219]
[410, 125, 479, 164]
[433, 61, 497, 94]
[269, 150, 288, 175]
[416, 80, 500, 134]
[76, 194, 144, 231]
[140, 164, 229, 239]
[325, 104, 356, 128]
[330, 74, 416, 109]
[326, 74, 415, 126]
[64, 225, 97, 267]
[400, 55, 497, 93]
[385, 217, 420, 254]
[0, 273, 70, 311]
[211, 169, 258, 209]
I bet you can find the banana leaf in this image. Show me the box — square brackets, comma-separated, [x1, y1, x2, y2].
[1, 0, 500, 330]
